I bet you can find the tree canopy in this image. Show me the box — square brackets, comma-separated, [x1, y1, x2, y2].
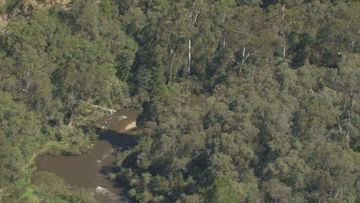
[1, 0, 360, 202]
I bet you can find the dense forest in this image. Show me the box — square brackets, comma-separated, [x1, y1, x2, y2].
[1, 0, 360, 202]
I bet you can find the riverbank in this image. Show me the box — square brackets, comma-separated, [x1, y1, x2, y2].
[32, 109, 139, 203]
[21, 139, 97, 202]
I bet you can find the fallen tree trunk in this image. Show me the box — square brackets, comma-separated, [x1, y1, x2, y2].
[91, 104, 116, 114]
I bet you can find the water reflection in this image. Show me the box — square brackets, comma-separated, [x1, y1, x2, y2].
[99, 130, 137, 149]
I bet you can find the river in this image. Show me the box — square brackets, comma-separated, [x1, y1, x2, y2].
[35, 109, 139, 203]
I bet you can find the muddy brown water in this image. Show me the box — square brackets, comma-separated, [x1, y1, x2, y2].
[35, 109, 139, 203]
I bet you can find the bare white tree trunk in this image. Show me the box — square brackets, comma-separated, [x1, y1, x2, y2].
[344, 93, 355, 149]
[334, 188, 342, 200]
[188, 39, 191, 74]
[241, 47, 250, 66]
[223, 13, 226, 48]
[283, 43, 286, 60]
[281, 4, 286, 61]
[187, 4, 199, 76]
[236, 47, 250, 75]
[22, 70, 31, 93]
[169, 49, 175, 84]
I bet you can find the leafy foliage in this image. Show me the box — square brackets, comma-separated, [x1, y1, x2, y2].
[1, 0, 360, 202]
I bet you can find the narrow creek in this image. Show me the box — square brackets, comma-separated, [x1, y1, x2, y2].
[35, 109, 139, 203]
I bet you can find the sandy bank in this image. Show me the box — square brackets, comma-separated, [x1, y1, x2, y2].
[124, 121, 136, 132]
